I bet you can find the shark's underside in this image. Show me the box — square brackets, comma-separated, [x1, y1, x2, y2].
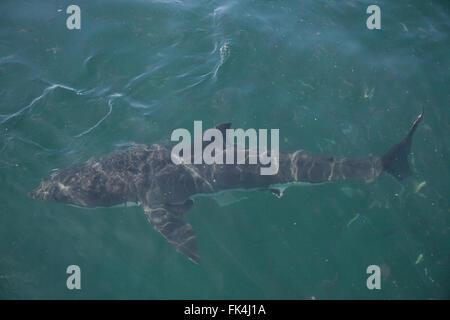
[29, 111, 424, 263]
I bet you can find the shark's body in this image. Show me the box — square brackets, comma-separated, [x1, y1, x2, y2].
[30, 111, 423, 263]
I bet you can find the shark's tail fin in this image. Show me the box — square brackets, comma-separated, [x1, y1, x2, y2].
[381, 109, 424, 180]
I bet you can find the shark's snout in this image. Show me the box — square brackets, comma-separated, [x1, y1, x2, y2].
[30, 180, 58, 201]
[29, 178, 79, 205]
[29, 181, 46, 200]
[28, 188, 40, 200]
[29, 167, 124, 208]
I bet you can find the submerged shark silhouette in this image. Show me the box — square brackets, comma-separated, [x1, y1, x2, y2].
[29, 111, 424, 264]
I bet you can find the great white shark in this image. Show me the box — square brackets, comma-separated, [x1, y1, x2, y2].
[30, 110, 424, 264]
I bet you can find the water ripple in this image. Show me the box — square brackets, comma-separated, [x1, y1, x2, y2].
[74, 95, 116, 138]
[0, 84, 81, 125]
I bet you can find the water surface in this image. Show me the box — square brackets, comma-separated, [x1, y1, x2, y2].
[0, 0, 449, 299]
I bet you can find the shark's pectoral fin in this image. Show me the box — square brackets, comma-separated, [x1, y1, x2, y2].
[143, 199, 200, 264]
[267, 188, 283, 198]
[202, 122, 232, 150]
[210, 190, 248, 207]
[265, 185, 291, 198]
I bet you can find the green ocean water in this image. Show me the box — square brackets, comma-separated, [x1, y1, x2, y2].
[0, 0, 449, 299]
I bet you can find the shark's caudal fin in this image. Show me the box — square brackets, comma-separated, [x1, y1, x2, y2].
[381, 109, 424, 180]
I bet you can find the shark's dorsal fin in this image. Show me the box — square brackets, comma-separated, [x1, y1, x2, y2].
[202, 122, 232, 151]
[214, 122, 231, 136]
[143, 200, 200, 264]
